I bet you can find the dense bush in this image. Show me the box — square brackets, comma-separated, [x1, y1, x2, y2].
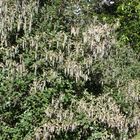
[0, 0, 140, 140]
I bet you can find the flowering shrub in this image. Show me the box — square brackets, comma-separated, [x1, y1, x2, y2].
[0, 0, 140, 140]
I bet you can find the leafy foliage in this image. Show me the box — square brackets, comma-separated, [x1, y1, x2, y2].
[0, 0, 140, 140]
[116, 0, 140, 52]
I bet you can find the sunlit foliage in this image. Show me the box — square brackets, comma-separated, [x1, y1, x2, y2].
[0, 0, 140, 140]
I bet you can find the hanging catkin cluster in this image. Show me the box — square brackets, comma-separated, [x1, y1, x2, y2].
[33, 94, 131, 140]
[25, 22, 117, 84]
[0, 0, 117, 85]
[0, 0, 39, 47]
